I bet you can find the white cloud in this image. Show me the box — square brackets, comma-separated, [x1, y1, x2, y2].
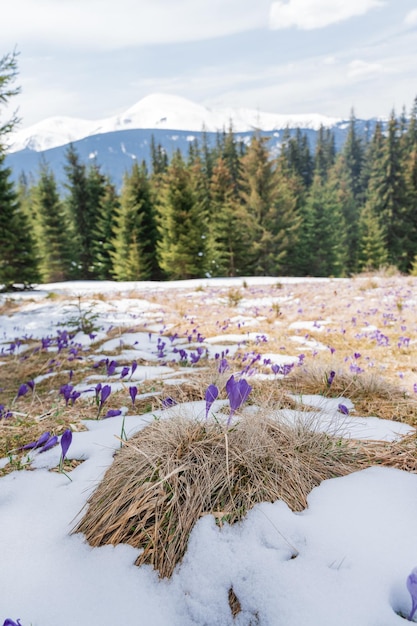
[405, 9, 417, 26]
[1, 0, 270, 51]
[347, 59, 384, 80]
[269, 0, 385, 30]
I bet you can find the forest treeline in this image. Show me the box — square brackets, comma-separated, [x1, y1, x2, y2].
[2, 94, 417, 288]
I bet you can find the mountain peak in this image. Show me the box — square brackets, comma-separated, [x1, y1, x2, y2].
[8, 93, 343, 154]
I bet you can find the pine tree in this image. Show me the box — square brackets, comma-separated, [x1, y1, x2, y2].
[295, 173, 347, 276]
[357, 202, 388, 271]
[0, 155, 40, 289]
[364, 113, 412, 271]
[93, 182, 119, 280]
[208, 156, 251, 276]
[314, 125, 336, 180]
[0, 50, 40, 290]
[156, 151, 208, 279]
[111, 161, 158, 280]
[32, 162, 74, 282]
[64, 146, 108, 278]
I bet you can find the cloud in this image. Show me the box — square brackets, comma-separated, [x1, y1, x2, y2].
[405, 9, 417, 27]
[347, 59, 384, 80]
[269, 0, 385, 30]
[1, 0, 269, 51]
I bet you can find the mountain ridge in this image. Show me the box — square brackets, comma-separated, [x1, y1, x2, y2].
[8, 92, 346, 154]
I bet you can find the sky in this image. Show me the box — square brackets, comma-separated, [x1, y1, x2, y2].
[2, 0, 417, 130]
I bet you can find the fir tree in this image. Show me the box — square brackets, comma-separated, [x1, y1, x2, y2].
[112, 161, 158, 280]
[64, 147, 108, 278]
[208, 156, 251, 276]
[364, 113, 412, 270]
[93, 182, 119, 280]
[357, 202, 388, 271]
[0, 155, 40, 289]
[296, 173, 347, 277]
[32, 162, 74, 282]
[0, 50, 40, 290]
[156, 151, 208, 279]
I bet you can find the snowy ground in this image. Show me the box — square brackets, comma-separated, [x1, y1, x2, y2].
[1, 277, 417, 626]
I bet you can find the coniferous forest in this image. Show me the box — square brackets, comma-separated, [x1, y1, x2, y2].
[2, 54, 417, 288]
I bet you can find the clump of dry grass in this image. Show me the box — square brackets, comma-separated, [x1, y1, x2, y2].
[74, 411, 369, 578]
[281, 362, 417, 424]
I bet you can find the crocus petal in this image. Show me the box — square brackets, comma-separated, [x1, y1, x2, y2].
[120, 366, 130, 378]
[17, 383, 29, 398]
[100, 385, 112, 406]
[327, 370, 336, 386]
[39, 435, 59, 453]
[60, 429, 73, 461]
[205, 384, 219, 418]
[129, 386, 138, 405]
[162, 397, 177, 409]
[103, 409, 122, 419]
[338, 403, 349, 415]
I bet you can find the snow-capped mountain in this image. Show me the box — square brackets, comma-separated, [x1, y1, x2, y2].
[8, 93, 342, 154]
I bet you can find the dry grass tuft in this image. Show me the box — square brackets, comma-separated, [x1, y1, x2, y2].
[281, 363, 417, 424]
[74, 411, 369, 578]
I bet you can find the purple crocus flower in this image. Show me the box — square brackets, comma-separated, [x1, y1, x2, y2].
[100, 385, 111, 407]
[120, 366, 130, 379]
[20, 431, 52, 451]
[39, 435, 59, 453]
[60, 429, 72, 461]
[338, 403, 350, 415]
[205, 384, 219, 418]
[327, 370, 336, 386]
[106, 359, 118, 376]
[104, 409, 122, 419]
[218, 358, 229, 374]
[162, 397, 177, 409]
[225, 375, 252, 424]
[407, 567, 417, 621]
[129, 385, 138, 406]
[16, 383, 29, 399]
[3, 619, 23, 626]
[130, 360, 138, 378]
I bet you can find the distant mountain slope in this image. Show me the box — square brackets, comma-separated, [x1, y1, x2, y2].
[8, 93, 343, 154]
[5, 93, 382, 189]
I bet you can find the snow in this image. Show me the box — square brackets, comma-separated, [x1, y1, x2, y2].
[8, 93, 342, 153]
[0, 277, 416, 625]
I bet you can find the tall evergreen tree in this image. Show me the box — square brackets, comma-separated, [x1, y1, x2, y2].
[208, 156, 251, 276]
[0, 155, 40, 289]
[0, 50, 40, 290]
[111, 161, 158, 280]
[357, 202, 388, 271]
[32, 162, 74, 282]
[295, 173, 347, 276]
[156, 151, 208, 279]
[64, 147, 108, 278]
[364, 113, 413, 270]
[93, 182, 119, 280]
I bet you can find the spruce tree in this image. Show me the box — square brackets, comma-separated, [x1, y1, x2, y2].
[156, 151, 208, 279]
[93, 182, 119, 280]
[0, 50, 40, 290]
[295, 173, 347, 277]
[111, 161, 158, 281]
[32, 162, 74, 282]
[208, 156, 251, 276]
[64, 146, 108, 279]
[364, 113, 412, 271]
[357, 202, 388, 271]
[0, 155, 40, 289]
